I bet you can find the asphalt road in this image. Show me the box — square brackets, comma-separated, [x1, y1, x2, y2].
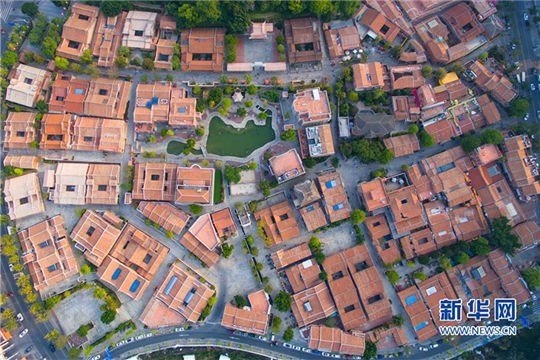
[513, 1, 540, 121]
[106, 325, 324, 360]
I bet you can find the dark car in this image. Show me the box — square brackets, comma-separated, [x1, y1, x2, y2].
[25, 346, 33, 353]
[49, 343, 56, 352]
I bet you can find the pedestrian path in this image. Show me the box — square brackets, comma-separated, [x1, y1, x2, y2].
[1, 0, 14, 22]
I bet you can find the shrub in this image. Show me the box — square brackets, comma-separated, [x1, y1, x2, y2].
[392, 315, 404, 327]
[414, 271, 427, 281]
[100, 310, 116, 324]
[283, 327, 294, 342]
[351, 209, 366, 224]
[280, 129, 296, 141]
[22, 2, 39, 17]
[68, 347, 82, 359]
[274, 291, 291, 312]
[521, 267, 540, 291]
[419, 130, 435, 148]
[2, 51, 18, 68]
[319, 271, 328, 281]
[142, 58, 154, 70]
[386, 270, 400, 285]
[260, 90, 280, 103]
[222, 243, 234, 258]
[418, 255, 430, 265]
[189, 204, 203, 215]
[234, 295, 247, 308]
[225, 34, 238, 63]
[80, 264, 92, 275]
[408, 124, 419, 134]
[461, 135, 481, 153]
[309, 236, 322, 251]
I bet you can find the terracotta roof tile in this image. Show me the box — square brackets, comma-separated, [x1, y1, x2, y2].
[352, 62, 385, 91]
[4, 172, 44, 220]
[383, 134, 420, 157]
[271, 243, 312, 270]
[317, 171, 352, 223]
[398, 286, 438, 342]
[284, 18, 322, 64]
[210, 208, 237, 238]
[309, 325, 365, 355]
[140, 261, 214, 327]
[291, 282, 336, 327]
[254, 201, 301, 245]
[176, 165, 214, 205]
[3, 112, 37, 149]
[180, 214, 220, 267]
[132, 162, 177, 202]
[137, 202, 190, 235]
[70, 210, 122, 266]
[19, 216, 79, 296]
[180, 28, 225, 72]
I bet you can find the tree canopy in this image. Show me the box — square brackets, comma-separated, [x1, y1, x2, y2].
[490, 217, 521, 254]
[274, 291, 291, 312]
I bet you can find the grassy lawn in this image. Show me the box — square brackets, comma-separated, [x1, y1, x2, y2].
[213, 168, 223, 204]
[166, 140, 202, 155]
[206, 116, 275, 157]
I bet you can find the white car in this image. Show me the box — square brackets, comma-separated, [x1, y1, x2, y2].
[90, 355, 101, 360]
[302, 347, 312, 353]
[8, 263, 14, 272]
[524, 113, 530, 121]
[135, 335, 144, 340]
[531, 83, 536, 92]
[418, 346, 429, 351]
[257, 335, 266, 341]
[283, 343, 292, 348]
[524, 13, 529, 21]
[322, 353, 331, 357]
[174, 327, 185, 332]
[16, 313, 23, 322]
[18, 329, 28, 338]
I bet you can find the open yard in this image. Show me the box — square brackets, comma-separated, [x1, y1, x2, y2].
[206, 116, 275, 157]
[214, 168, 223, 204]
[166, 140, 202, 155]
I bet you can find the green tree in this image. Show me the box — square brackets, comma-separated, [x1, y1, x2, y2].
[142, 58, 154, 70]
[68, 347, 82, 359]
[408, 124, 419, 134]
[245, 99, 253, 107]
[42, 37, 58, 58]
[165, 230, 174, 239]
[386, 270, 400, 285]
[118, 46, 131, 58]
[434, 67, 447, 81]
[80, 49, 93, 64]
[222, 243, 234, 258]
[456, 252, 470, 265]
[80, 264, 92, 275]
[481, 128, 503, 145]
[160, 128, 174, 138]
[351, 209, 366, 224]
[421, 65, 433, 79]
[478, 52, 488, 63]
[379, 149, 394, 165]
[0, 215, 10, 225]
[100, 310, 116, 324]
[414, 271, 427, 281]
[272, 316, 282, 333]
[45, 330, 60, 342]
[115, 56, 127, 69]
[319, 271, 328, 281]
[419, 130, 435, 148]
[440, 256, 452, 271]
[508, 98, 530, 118]
[224, 165, 241, 184]
[521, 267, 540, 291]
[451, 62, 465, 76]
[274, 291, 291, 312]
[100, 1, 123, 17]
[234, 295, 247, 308]
[491, 217, 521, 254]
[1, 51, 18, 68]
[348, 91, 359, 102]
[461, 135, 482, 153]
[392, 315, 404, 327]
[283, 327, 294, 342]
[93, 287, 107, 299]
[195, 127, 204, 137]
[22, 2, 39, 17]
[147, 135, 157, 143]
[54, 56, 69, 70]
[471, 237, 490, 256]
[280, 129, 296, 141]
[237, 107, 247, 117]
[189, 204, 203, 215]
[247, 84, 257, 95]
[309, 236, 322, 252]
[54, 334, 68, 349]
[288, 0, 306, 14]
[259, 180, 270, 197]
[314, 251, 326, 265]
[364, 341, 377, 360]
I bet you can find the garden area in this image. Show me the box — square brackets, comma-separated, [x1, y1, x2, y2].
[166, 140, 202, 156]
[206, 116, 275, 157]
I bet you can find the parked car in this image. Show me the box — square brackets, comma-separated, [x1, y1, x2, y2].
[49, 343, 56, 353]
[16, 313, 23, 322]
[90, 355, 101, 360]
[531, 83, 536, 92]
[283, 343, 293, 348]
[25, 346, 32, 353]
[8, 263, 14, 272]
[536, 110, 540, 120]
[175, 327, 185, 332]
[18, 329, 28, 338]
[524, 13, 529, 21]
[257, 335, 266, 341]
